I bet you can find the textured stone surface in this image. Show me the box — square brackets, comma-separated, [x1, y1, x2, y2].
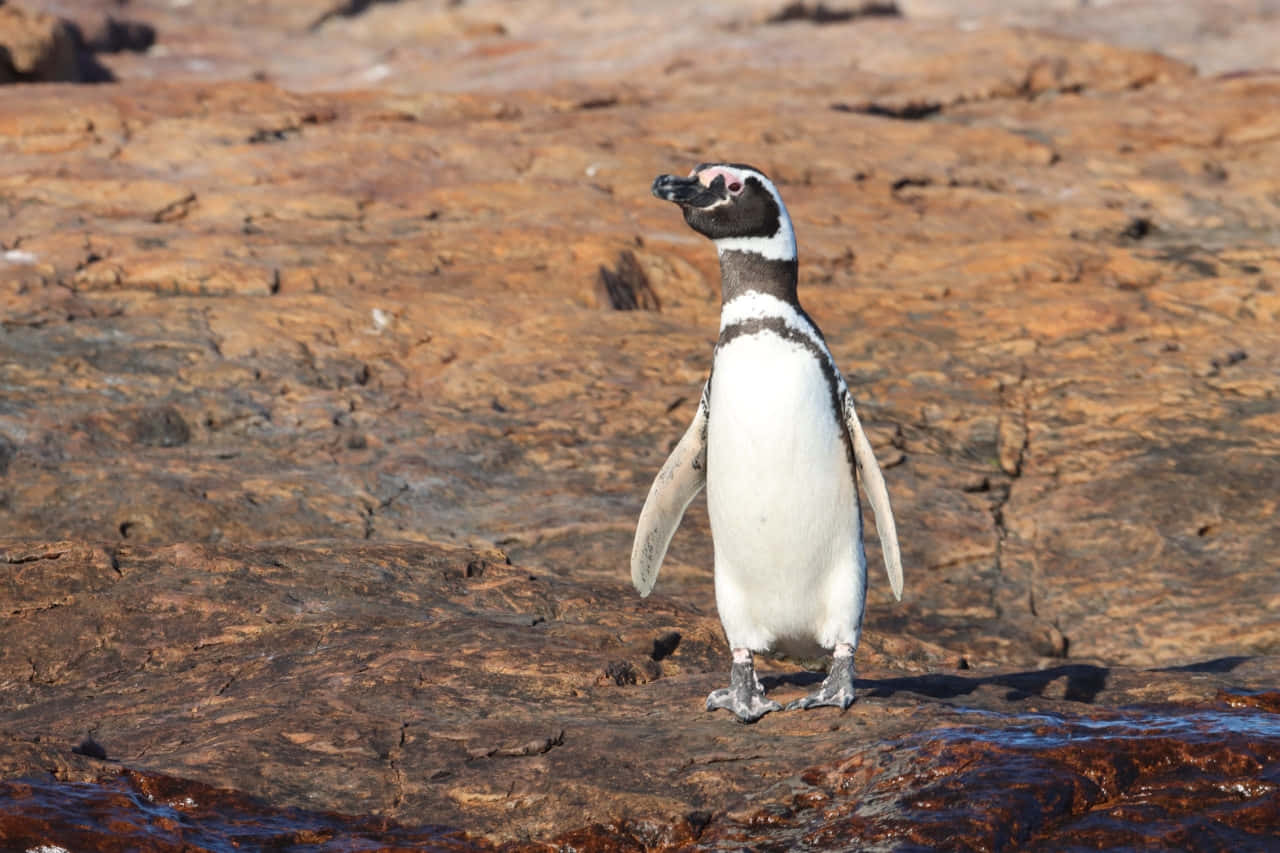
[1, 541, 1277, 849]
[1, 0, 1279, 849]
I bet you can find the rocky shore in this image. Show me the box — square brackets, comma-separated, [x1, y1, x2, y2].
[1, 0, 1278, 849]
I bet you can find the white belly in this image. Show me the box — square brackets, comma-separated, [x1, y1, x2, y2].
[706, 331, 865, 656]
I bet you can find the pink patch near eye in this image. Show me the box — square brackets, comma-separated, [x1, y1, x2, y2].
[697, 166, 744, 192]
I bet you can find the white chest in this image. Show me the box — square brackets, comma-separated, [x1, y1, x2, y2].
[703, 329, 863, 653]
[705, 330, 854, 549]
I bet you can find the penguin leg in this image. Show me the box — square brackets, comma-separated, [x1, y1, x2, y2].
[705, 648, 782, 723]
[786, 643, 856, 711]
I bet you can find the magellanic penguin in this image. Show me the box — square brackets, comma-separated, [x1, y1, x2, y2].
[631, 162, 904, 722]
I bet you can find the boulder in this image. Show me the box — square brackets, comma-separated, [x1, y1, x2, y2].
[0, 3, 79, 82]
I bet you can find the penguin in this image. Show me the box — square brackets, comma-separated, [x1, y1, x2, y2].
[631, 162, 904, 722]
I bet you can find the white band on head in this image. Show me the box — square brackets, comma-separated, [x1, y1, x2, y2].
[715, 231, 796, 262]
[705, 167, 797, 262]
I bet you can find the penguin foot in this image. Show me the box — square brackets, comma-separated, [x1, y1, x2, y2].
[786, 654, 856, 711]
[705, 660, 782, 723]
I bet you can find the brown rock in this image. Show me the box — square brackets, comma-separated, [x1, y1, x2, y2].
[596, 249, 661, 311]
[1, 541, 1277, 849]
[0, 0, 1279, 847]
[0, 3, 80, 82]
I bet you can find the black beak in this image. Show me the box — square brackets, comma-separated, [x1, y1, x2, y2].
[652, 173, 726, 208]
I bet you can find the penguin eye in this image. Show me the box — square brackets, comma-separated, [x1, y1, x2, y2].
[727, 181, 743, 194]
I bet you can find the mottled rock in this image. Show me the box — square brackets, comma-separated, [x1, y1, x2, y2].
[1, 541, 1277, 850]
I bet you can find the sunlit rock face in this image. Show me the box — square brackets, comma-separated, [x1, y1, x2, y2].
[1, 0, 1279, 848]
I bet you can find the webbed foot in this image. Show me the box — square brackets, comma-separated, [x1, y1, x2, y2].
[786, 652, 855, 711]
[706, 658, 782, 723]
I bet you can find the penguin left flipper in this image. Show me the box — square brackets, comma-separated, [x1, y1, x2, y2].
[630, 384, 710, 597]
[843, 389, 904, 601]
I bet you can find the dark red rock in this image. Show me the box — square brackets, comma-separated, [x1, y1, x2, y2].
[0, 770, 492, 852]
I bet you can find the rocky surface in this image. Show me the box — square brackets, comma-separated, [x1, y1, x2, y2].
[2, 541, 1278, 850]
[0, 3, 81, 82]
[1, 0, 1279, 849]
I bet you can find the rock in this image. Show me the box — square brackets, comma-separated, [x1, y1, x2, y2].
[0, 3, 80, 82]
[72, 15, 156, 55]
[698, 674, 1280, 850]
[0, 0, 1279, 847]
[1, 541, 1277, 849]
[0, 769, 492, 851]
[129, 405, 192, 448]
[765, 2, 902, 25]
[596, 249, 661, 311]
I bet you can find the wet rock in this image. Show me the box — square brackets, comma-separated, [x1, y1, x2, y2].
[0, 770, 491, 852]
[698, 699, 1280, 850]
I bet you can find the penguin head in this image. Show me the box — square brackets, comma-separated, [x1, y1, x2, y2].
[651, 163, 796, 262]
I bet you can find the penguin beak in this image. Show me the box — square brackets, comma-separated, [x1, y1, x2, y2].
[652, 173, 727, 208]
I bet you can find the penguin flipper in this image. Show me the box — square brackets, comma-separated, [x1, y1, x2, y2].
[630, 386, 709, 597]
[843, 392, 904, 601]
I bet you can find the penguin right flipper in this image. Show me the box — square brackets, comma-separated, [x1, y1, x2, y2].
[630, 385, 710, 597]
[843, 391, 905, 601]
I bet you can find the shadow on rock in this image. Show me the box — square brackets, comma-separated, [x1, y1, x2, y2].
[859, 663, 1110, 704]
[1158, 655, 1253, 673]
